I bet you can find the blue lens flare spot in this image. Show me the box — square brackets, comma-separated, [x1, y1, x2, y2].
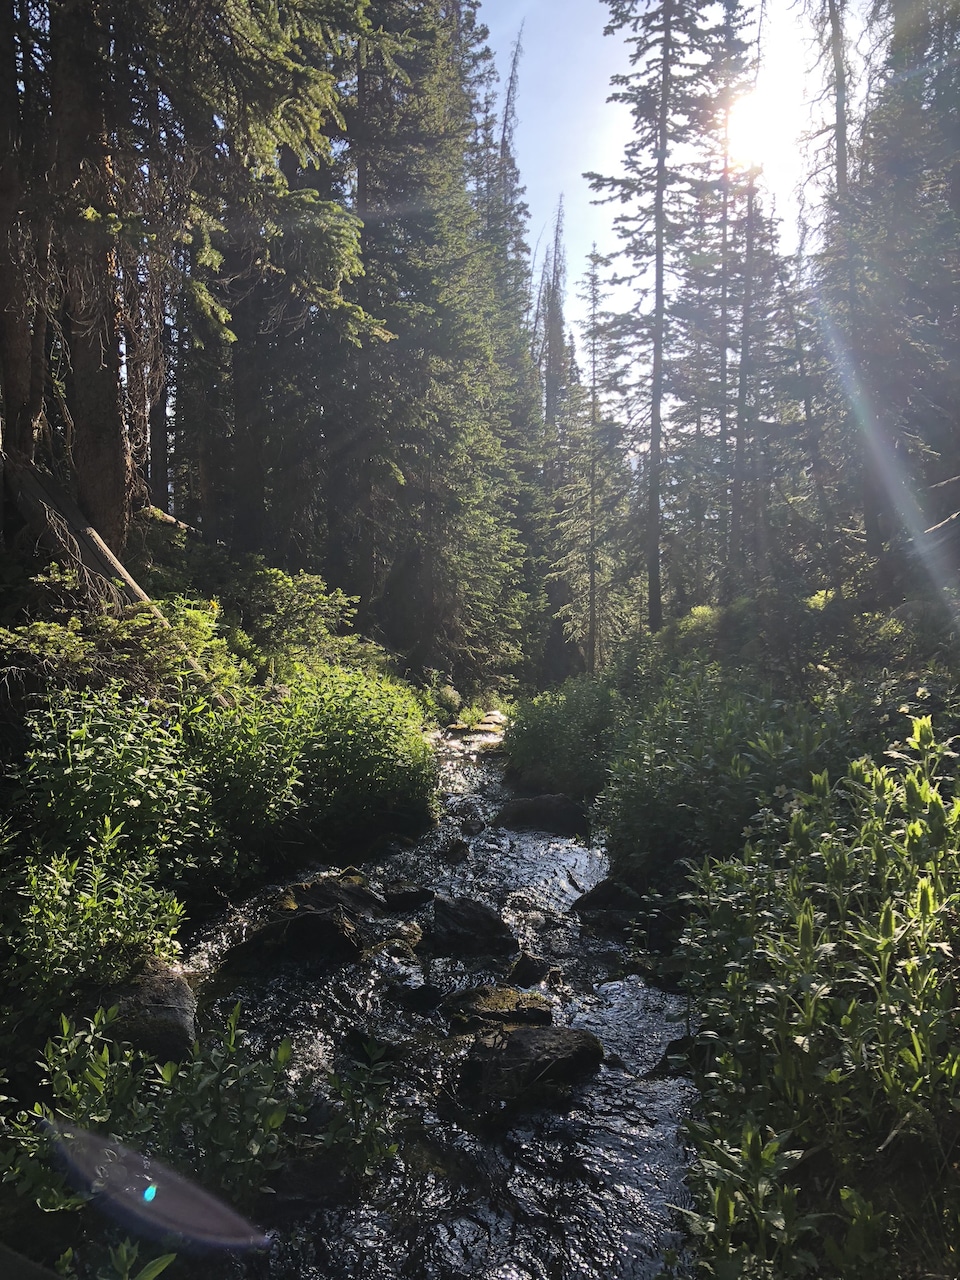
[143, 1183, 158, 1203]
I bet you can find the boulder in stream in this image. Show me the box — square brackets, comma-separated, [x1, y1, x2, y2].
[493, 795, 588, 838]
[570, 878, 642, 914]
[462, 1025, 604, 1104]
[220, 906, 361, 974]
[282, 872, 387, 917]
[101, 957, 197, 1059]
[445, 984, 553, 1032]
[382, 881, 435, 912]
[430, 895, 517, 957]
[509, 951, 560, 987]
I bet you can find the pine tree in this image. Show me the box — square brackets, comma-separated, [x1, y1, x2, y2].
[317, 0, 529, 686]
[552, 250, 635, 671]
[591, 0, 725, 631]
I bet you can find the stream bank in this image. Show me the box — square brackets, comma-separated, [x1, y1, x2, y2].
[186, 720, 695, 1279]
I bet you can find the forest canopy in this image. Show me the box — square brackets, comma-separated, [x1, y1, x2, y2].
[1, 0, 958, 683]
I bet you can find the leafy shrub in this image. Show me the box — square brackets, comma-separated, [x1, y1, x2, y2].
[295, 665, 436, 832]
[419, 671, 463, 726]
[181, 694, 304, 845]
[1, 1004, 295, 1210]
[505, 676, 616, 800]
[133, 519, 361, 678]
[183, 669, 435, 842]
[0, 562, 243, 710]
[323, 1041, 399, 1176]
[20, 686, 216, 873]
[2, 819, 184, 1009]
[12, 667, 434, 905]
[599, 665, 859, 888]
[677, 717, 960, 1277]
[214, 565, 360, 679]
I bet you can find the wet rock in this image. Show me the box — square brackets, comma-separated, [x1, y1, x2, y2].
[381, 881, 435, 912]
[570, 878, 642, 914]
[386, 972, 442, 1013]
[493, 795, 588, 838]
[375, 945, 442, 1013]
[387, 920, 423, 951]
[439, 836, 471, 866]
[102, 957, 197, 1059]
[431, 896, 518, 957]
[479, 710, 508, 728]
[221, 907, 361, 972]
[446, 796, 486, 836]
[445, 985, 553, 1033]
[265, 1152, 353, 1211]
[463, 1026, 604, 1103]
[284, 872, 387, 917]
[388, 978, 445, 1014]
[509, 952, 558, 987]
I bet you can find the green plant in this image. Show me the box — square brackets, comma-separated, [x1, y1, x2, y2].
[1, 1005, 296, 1210]
[295, 664, 436, 833]
[52, 1239, 176, 1280]
[505, 676, 615, 800]
[419, 673, 463, 725]
[676, 716, 960, 1277]
[20, 686, 216, 873]
[323, 1041, 399, 1176]
[3, 819, 184, 1008]
[181, 693, 304, 845]
[599, 664, 859, 889]
[0, 569, 243, 706]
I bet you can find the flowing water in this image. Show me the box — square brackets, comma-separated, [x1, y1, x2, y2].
[185, 727, 695, 1280]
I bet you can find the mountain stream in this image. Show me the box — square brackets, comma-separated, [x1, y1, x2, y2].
[185, 722, 694, 1280]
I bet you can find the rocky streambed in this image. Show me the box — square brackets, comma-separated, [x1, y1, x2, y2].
[184, 718, 695, 1279]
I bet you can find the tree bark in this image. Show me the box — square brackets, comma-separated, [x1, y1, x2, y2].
[229, 283, 267, 554]
[647, 0, 673, 634]
[0, 0, 35, 460]
[727, 174, 756, 596]
[50, 0, 131, 551]
[148, 324, 171, 512]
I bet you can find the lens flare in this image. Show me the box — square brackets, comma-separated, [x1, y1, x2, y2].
[44, 1120, 269, 1252]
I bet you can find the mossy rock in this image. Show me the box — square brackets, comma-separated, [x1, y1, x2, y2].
[445, 984, 553, 1033]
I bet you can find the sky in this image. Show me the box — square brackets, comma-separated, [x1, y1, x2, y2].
[476, 0, 819, 332]
[477, 0, 634, 328]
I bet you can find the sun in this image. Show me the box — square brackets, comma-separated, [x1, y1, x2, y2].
[726, 89, 777, 172]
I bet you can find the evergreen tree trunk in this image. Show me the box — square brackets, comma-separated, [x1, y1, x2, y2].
[229, 286, 267, 554]
[777, 259, 845, 595]
[647, 0, 673, 634]
[148, 324, 170, 511]
[727, 173, 756, 594]
[50, 0, 130, 550]
[718, 103, 732, 543]
[0, 0, 35, 459]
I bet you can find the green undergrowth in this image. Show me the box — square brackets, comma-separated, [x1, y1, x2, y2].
[0, 547, 437, 1275]
[0, 1003, 297, 1279]
[674, 717, 960, 1278]
[505, 593, 960, 893]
